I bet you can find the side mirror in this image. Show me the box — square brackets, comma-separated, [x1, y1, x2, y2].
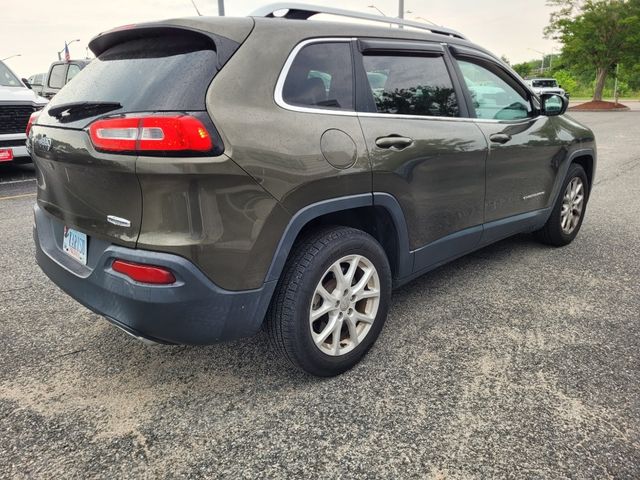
[22, 78, 32, 89]
[540, 93, 567, 116]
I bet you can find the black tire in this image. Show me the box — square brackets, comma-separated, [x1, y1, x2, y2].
[266, 226, 392, 377]
[535, 163, 590, 246]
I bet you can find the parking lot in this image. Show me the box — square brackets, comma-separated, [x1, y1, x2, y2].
[0, 111, 638, 478]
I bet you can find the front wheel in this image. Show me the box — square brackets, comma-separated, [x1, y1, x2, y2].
[266, 226, 392, 377]
[535, 163, 589, 246]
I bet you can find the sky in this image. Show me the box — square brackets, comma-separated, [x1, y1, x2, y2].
[2, 0, 561, 78]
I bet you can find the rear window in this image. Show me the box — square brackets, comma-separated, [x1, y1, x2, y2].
[282, 42, 354, 111]
[47, 35, 218, 113]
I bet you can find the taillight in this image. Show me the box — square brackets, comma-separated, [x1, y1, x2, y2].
[26, 111, 40, 136]
[112, 259, 176, 285]
[88, 115, 212, 154]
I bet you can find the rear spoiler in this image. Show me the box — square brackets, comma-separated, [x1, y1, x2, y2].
[89, 21, 251, 69]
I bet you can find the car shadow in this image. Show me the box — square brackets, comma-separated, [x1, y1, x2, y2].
[88, 232, 548, 388]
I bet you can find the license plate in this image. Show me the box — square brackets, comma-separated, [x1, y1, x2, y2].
[0, 148, 13, 162]
[63, 227, 88, 265]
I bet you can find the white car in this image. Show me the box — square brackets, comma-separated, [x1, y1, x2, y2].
[0, 61, 48, 164]
[525, 78, 569, 99]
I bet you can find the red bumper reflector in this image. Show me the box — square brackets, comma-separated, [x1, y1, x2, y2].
[112, 259, 176, 285]
[0, 149, 14, 162]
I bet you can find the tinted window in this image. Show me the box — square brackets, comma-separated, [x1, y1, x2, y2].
[282, 42, 354, 110]
[66, 64, 81, 83]
[532, 79, 557, 88]
[47, 35, 218, 113]
[457, 60, 532, 120]
[48, 64, 66, 89]
[362, 55, 459, 117]
[0, 61, 21, 87]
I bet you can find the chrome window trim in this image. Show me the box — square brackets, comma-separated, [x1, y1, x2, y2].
[274, 37, 357, 117]
[274, 37, 543, 124]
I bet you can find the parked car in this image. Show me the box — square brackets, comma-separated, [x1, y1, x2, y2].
[27, 72, 47, 96]
[40, 59, 90, 99]
[525, 77, 570, 99]
[29, 5, 596, 376]
[0, 61, 47, 164]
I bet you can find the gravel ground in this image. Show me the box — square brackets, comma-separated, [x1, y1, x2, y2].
[0, 112, 638, 479]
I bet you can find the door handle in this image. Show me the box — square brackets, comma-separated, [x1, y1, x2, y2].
[375, 136, 414, 150]
[489, 133, 512, 144]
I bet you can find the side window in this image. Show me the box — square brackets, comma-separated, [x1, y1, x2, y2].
[282, 42, 353, 110]
[362, 54, 459, 117]
[48, 64, 66, 89]
[66, 64, 81, 84]
[456, 59, 532, 120]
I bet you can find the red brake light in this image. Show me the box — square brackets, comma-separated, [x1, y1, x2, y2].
[88, 115, 212, 153]
[26, 111, 40, 136]
[112, 259, 176, 285]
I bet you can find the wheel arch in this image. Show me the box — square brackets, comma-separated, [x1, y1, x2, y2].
[571, 152, 595, 190]
[264, 193, 413, 285]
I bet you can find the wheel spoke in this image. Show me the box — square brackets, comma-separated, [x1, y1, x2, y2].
[573, 194, 583, 207]
[313, 313, 338, 345]
[331, 263, 347, 292]
[311, 302, 335, 321]
[345, 317, 360, 347]
[344, 255, 360, 287]
[356, 288, 379, 301]
[330, 321, 341, 354]
[354, 311, 375, 325]
[352, 267, 374, 295]
[317, 284, 337, 302]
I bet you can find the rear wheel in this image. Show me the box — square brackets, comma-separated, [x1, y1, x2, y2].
[535, 163, 589, 246]
[266, 226, 392, 377]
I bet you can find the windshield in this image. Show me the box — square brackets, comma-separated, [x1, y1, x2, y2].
[532, 79, 558, 88]
[0, 61, 22, 87]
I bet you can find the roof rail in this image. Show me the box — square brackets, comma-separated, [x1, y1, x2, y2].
[250, 3, 468, 40]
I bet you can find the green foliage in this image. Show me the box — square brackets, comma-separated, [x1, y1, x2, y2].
[553, 70, 578, 93]
[546, 0, 640, 100]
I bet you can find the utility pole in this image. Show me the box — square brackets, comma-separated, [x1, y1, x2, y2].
[218, 0, 225, 16]
[613, 63, 620, 105]
[398, 0, 404, 28]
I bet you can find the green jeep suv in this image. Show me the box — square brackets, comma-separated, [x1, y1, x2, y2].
[28, 4, 596, 376]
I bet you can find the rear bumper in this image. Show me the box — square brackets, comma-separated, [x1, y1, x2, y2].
[34, 205, 276, 344]
[0, 134, 30, 162]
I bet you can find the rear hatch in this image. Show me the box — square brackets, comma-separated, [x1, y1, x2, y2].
[30, 19, 253, 247]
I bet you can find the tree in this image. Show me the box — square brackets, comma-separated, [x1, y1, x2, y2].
[548, 0, 640, 101]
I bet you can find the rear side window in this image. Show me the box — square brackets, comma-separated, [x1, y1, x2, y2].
[48, 64, 66, 89]
[47, 35, 218, 112]
[282, 42, 354, 111]
[362, 55, 459, 117]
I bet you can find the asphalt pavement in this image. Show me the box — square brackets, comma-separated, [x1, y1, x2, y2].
[0, 112, 638, 479]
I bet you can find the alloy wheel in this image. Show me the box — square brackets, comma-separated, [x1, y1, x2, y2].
[560, 177, 585, 234]
[309, 255, 380, 356]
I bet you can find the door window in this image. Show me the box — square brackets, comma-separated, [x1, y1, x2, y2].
[456, 59, 532, 120]
[65, 64, 82, 84]
[48, 64, 66, 89]
[282, 42, 354, 111]
[361, 54, 459, 117]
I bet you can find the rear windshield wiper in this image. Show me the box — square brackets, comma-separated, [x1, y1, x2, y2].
[48, 101, 122, 121]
